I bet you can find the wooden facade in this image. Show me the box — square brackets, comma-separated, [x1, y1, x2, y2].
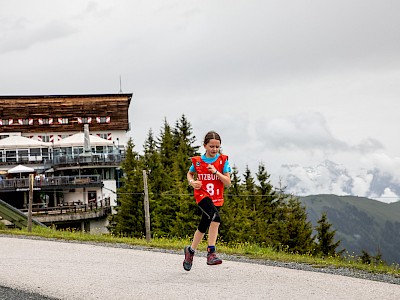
[0, 94, 132, 133]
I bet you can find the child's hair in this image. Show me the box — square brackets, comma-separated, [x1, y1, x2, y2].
[203, 131, 221, 145]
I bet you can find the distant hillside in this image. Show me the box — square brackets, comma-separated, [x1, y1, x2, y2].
[299, 195, 400, 264]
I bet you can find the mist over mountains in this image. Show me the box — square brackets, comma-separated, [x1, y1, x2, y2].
[280, 160, 400, 204]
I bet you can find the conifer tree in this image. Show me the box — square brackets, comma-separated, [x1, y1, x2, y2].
[315, 212, 341, 257]
[157, 119, 175, 191]
[270, 195, 314, 253]
[235, 165, 258, 241]
[172, 115, 199, 189]
[253, 163, 276, 244]
[110, 139, 145, 237]
[142, 129, 166, 236]
[219, 165, 251, 243]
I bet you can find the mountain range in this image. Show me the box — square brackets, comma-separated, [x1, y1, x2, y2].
[281, 160, 400, 203]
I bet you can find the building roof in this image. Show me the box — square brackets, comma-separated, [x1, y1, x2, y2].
[0, 93, 132, 104]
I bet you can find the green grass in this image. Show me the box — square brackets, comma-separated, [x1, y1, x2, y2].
[1, 226, 399, 277]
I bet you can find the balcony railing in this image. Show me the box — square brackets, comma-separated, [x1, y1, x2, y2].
[0, 175, 101, 191]
[21, 197, 111, 216]
[53, 153, 123, 166]
[0, 153, 125, 167]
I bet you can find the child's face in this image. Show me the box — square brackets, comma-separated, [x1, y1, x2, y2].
[204, 139, 221, 158]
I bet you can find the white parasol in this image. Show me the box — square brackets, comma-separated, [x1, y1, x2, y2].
[8, 164, 35, 175]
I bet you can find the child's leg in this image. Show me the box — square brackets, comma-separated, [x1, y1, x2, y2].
[207, 221, 220, 247]
[191, 229, 205, 250]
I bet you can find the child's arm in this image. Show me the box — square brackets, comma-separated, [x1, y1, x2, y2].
[207, 164, 231, 187]
[187, 171, 202, 190]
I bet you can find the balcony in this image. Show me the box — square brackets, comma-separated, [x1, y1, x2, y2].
[0, 175, 102, 192]
[21, 198, 112, 224]
[53, 153, 124, 168]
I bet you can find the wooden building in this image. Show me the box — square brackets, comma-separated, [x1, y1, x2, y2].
[0, 93, 132, 136]
[0, 93, 133, 233]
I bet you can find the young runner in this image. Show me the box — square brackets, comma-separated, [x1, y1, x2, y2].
[183, 131, 231, 271]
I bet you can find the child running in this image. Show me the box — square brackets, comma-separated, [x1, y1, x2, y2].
[183, 131, 231, 271]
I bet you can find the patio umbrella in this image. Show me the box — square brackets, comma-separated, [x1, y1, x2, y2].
[8, 164, 35, 178]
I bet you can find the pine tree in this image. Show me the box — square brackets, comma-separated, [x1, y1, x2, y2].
[151, 117, 199, 237]
[271, 195, 314, 254]
[172, 114, 200, 189]
[315, 212, 341, 257]
[253, 163, 276, 244]
[110, 139, 145, 237]
[141, 129, 166, 236]
[157, 119, 175, 191]
[219, 165, 252, 243]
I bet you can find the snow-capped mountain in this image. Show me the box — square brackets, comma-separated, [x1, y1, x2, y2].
[280, 160, 400, 203]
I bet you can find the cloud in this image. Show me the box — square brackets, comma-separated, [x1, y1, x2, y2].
[351, 171, 374, 196]
[362, 153, 400, 183]
[371, 187, 399, 204]
[254, 112, 349, 151]
[0, 19, 77, 53]
[355, 138, 384, 153]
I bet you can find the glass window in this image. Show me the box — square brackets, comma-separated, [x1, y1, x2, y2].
[96, 146, 104, 153]
[6, 150, 16, 162]
[42, 135, 50, 143]
[30, 148, 40, 156]
[58, 118, 69, 124]
[41, 148, 49, 159]
[65, 147, 72, 155]
[73, 147, 83, 155]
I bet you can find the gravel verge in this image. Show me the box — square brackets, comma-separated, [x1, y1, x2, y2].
[2, 233, 399, 285]
[0, 285, 58, 300]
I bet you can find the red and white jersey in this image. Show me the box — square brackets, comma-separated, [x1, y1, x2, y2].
[191, 154, 228, 206]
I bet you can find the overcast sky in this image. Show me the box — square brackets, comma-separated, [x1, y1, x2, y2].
[1, 1, 400, 202]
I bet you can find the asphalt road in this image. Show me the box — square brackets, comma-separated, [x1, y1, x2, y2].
[1, 236, 399, 300]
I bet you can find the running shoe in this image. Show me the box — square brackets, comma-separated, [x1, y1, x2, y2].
[183, 246, 194, 271]
[207, 252, 222, 265]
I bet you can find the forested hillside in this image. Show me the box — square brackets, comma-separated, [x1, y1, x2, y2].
[300, 195, 400, 264]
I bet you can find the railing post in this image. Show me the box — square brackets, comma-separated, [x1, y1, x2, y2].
[27, 173, 34, 232]
[143, 170, 151, 242]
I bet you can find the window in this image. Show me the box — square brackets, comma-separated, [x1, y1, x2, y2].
[95, 146, 105, 153]
[79, 117, 92, 124]
[1, 119, 12, 125]
[18, 119, 33, 125]
[39, 118, 53, 125]
[18, 149, 29, 162]
[0, 135, 9, 140]
[58, 118, 69, 124]
[41, 148, 49, 159]
[42, 135, 51, 143]
[88, 191, 97, 204]
[29, 148, 41, 161]
[6, 150, 16, 162]
[73, 147, 83, 156]
[98, 133, 108, 139]
[96, 116, 110, 123]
